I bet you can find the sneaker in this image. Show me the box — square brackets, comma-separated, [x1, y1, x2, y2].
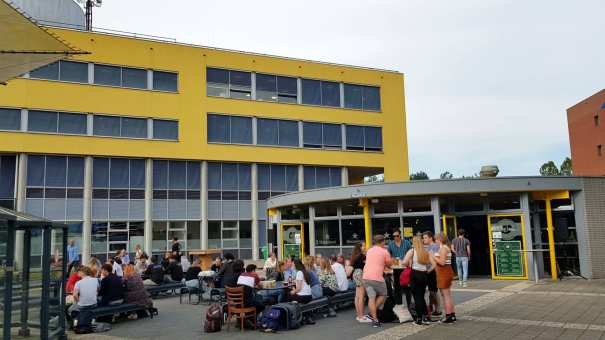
[372, 320, 381, 328]
[462, 282, 468, 288]
[422, 317, 431, 325]
[357, 315, 373, 323]
[431, 311, 442, 317]
[441, 317, 455, 324]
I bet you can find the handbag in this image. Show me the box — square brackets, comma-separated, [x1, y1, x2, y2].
[399, 267, 412, 286]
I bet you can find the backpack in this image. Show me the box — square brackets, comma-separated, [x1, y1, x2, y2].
[259, 307, 281, 332]
[271, 302, 302, 330]
[204, 303, 223, 333]
[399, 267, 412, 286]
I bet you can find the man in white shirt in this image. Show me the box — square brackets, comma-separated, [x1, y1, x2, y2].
[331, 255, 349, 292]
[72, 267, 99, 332]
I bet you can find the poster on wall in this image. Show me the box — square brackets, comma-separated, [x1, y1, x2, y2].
[494, 240, 524, 276]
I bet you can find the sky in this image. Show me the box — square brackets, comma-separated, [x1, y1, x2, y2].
[92, 0, 605, 178]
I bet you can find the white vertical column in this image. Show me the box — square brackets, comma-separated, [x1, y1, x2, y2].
[341, 167, 349, 186]
[251, 73, 257, 100]
[296, 78, 302, 104]
[86, 114, 93, 136]
[252, 117, 258, 145]
[298, 165, 304, 191]
[339, 83, 345, 108]
[276, 210, 283, 260]
[308, 206, 316, 256]
[82, 156, 93, 264]
[20, 109, 27, 131]
[201, 161, 208, 250]
[144, 159, 153, 253]
[431, 196, 441, 235]
[14, 154, 27, 270]
[298, 121, 303, 148]
[520, 193, 536, 281]
[341, 124, 347, 151]
[147, 70, 153, 90]
[88, 63, 94, 84]
[251, 164, 259, 260]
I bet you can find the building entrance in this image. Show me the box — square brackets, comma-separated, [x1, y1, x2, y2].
[457, 216, 491, 276]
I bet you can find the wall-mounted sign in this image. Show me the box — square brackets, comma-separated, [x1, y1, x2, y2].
[492, 231, 502, 240]
[403, 227, 413, 238]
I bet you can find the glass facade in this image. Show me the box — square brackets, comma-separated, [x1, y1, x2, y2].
[0, 155, 16, 209]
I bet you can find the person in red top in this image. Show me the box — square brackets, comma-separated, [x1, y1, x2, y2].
[66, 266, 82, 294]
[362, 235, 392, 328]
[239, 264, 261, 288]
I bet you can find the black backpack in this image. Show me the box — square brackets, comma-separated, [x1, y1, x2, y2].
[204, 303, 223, 333]
[271, 302, 302, 330]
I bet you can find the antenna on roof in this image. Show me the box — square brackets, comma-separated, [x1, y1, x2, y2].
[76, 0, 103, 31]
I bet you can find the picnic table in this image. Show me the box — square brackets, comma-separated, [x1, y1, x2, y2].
[255, 281, 293, 304]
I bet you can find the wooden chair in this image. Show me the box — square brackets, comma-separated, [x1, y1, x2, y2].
[225, 286, 256, 332]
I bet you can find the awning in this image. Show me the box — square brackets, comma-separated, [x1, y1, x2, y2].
[0, 0, 88, 83]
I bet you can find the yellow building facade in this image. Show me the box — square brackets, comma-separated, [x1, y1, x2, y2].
[0, 27, 408, 261]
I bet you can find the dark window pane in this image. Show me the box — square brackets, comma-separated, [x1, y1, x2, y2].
[67, 157, 84, 187]
[270, 165, 286, 192]
[187, 162, 201, 190]
[222, 191, 238, 200]
[28, 110, 57, 133]
[153, 160, 168, 189]
[121, 117, 147, 138]
[238, 164, 251, 190]
[257, 164, 270, 191]
[344, 84, 363, 109]
[169, 161, 186, 189]
[109, 158, 129, 188]
[257, 118, 278, 145]
[0, 156, 15, 199]
[364, 127, 382, 151]
[93, 115, 120, 137]
[186, 190, 200, 199]
[0, 108, 21, 131]
[92, 188, 108, 199]
[258, 191, 270, 200]
[129, 189, 145, 199]
[207, 68, 229, 84]
[270, 192, 285, 197]
[278, 120, 299, 147]
[222, 163, 237, 190]
[323, 123, 342, 148]
[316, 167, 330, 188]
[342, 219, 365, 246]
[286, 166, 298, 192]
[109, 189, 129, 199]
[363, 86, 381, 111]
[330, 167, 342, 187]
[229, 71, 251, 87]
[208, 191, 221, 200]
[321, 81, 340, 107]
[303, 122, 322, 148]
[129, 159, 145, 188]
[168, 190, 186, 199]
[66, 188, 83, 198]
[30, 62, 59, 80]
[207, 114, 229, 143]
[45, 156, 67, 187]
[303, 166, 315, 190]
[58, 112, 87, 134]
[301, 79, 321, 105]
[94, 64, 121, 86]
[277, 76, 297, 95]
[207, 163, 221, 190]
[230, 116, 252, 144]
[153, 190, 167, 199]
[316, 220, 340, 246]
[153, 71, 178, 92]
[256, 73, 277, 101]
[346, 125, 364, 150]
[122, 67, 147, 89]
[45, 188, 66, 198]
[93, 158, 109, 188]
[26, 188, 43, 198]
[27, 155, 45, 186]
[153, 119, 178, 140]
[59, 60, 88, 83]
[238, 191, 251, 200]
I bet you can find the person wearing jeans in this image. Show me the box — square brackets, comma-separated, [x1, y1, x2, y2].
[451, 229, 471, 287]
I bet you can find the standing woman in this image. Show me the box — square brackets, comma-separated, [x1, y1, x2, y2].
[432, 234, 456, 323]
[351, 242, 370, 323]
[403, 236, 435, 325]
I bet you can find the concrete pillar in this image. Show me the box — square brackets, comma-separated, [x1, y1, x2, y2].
[82, 156, 93, 264]
[201, 161, 208, 250]
[14, 154, 27, 271]
[298, 165, 304, 191]
[520, 193, 536, 281]
[572, 190, 592, 279]
[144, 159, 153, 254]
[431, 196, 441, 235]
[276, 210, 283, 260]
[251, 163, 259, 260]
[531, 212, 545, 278]
[308, 206, 316, 256]
[341, 167, 349, 186]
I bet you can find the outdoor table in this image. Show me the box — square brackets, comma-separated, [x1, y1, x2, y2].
[188, 249, 222, 271]
[256, 281, 293, 304]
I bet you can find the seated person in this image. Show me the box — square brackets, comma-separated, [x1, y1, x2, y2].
[318, 258, 339, 297]
[71, 266, 98, 333]
[66, 266, 82, 295]
[164, 255, 184, 282]
[263, 253, 277, 277]
[143, 257, 165, 285]
[303, 256, 322, 299]
[270, 261, 285, 282]
[111, 256, 124, 278]
[283, 257, 297, 282]
[161, 251, 172, 271]
[210, 257, 222, 273]
[185, 260, 202, 288]
[331, 256, 349, 292]
[289, 260, 313, 304]
[238, 264, 261, 288]
[135, 254, 149, 275]
[123, 264, 153, 319]
[99, 263, 124, 306]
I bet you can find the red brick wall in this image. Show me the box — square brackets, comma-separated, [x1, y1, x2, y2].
[567, 90, 605, 176]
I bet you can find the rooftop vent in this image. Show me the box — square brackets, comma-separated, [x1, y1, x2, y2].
[480, 165, 499, 178]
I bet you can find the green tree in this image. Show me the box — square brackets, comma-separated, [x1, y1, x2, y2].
[540, 161, 560, 176]
[410, 171, 429, 180]
[560, 157, 572, 176]
[440, 171, 453, 179]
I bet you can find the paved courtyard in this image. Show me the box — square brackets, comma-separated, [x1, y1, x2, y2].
[68, 278, 605, 340]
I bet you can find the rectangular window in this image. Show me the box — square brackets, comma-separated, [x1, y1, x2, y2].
[45, 156, 67, 187]
[28, 110, 57, 133]
[257, 118, 278, 145]
[121, 67, 147, 89]
[153, 119, 178, 140]
[278, 120, 298, 147]
[301, 79, 321, 105]
[595, 115, 600, 127]
[302, 79, 340, 107]
[344, 84, 363, 109]
[230, 116, 252, 144]
[323, 123, 342, 148]
[59, 60, 88, 83]
[256, 73, 277, 102]
[598, 145, 603, 157]
[58, 112, 87, 134]
[346, 125, 382, 151]
[364, 126, 383, 151]
[303, 122, 322, 148]
[93, 115, 120, 137]
[304, 166, 340, 189]
[304, 166, 315, 190]
[277, 76, 298, 103]
[0, 108, 21, 131]
[153, 71, 178, 92]
[121, 117, 147, 138]
[207, 114, 252, 144]
[206, 68, 229, 97]
[321, 81, 340, 107]
[94, 64, 121, 86]
[345, 125, 364, 150]
[344, 84, 380, 111]
[362, 86, 381, 111]
[228, 70, 251, 99]
[30, 62, 59, 80]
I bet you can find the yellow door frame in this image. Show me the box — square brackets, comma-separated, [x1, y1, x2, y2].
[487, 214, 529, 280]
[532, 190, 569, 281]
[280, 223, 305, 260]
[441, 215, 458, 239]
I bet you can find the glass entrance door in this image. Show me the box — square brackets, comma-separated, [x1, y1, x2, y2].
[281, 223, 304, 260]
[441, 215, 458, 241]
[487, 214, 528, 280]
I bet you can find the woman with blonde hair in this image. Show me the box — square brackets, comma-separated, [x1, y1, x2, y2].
[403, 235, 435, 326]
[432, 234, 456, 323]
[317, 257, 339, 297]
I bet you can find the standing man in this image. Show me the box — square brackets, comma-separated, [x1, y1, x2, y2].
[422, 231, 441, 319]
[388, 229, 411, 305]
[451, 229, 471, 287]
[171, 237, 181, 262]
[362, 235, 392, 328]
[67, 239, 80, 275]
